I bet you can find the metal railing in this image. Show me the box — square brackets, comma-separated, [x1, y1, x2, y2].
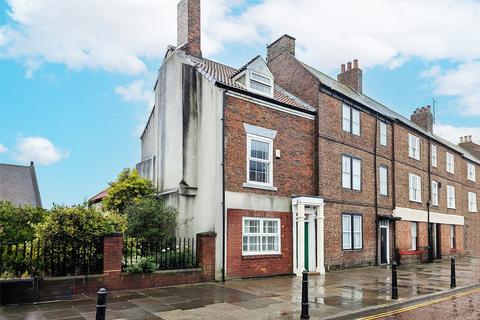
[0, 238, 103, 278]
[122, 237, 198, 271]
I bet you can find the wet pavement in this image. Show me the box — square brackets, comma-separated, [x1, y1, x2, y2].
[1, 257, 480, 319]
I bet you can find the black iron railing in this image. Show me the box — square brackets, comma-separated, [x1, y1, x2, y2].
[122, 237, 198, 271]
[0, 238, 103, 278]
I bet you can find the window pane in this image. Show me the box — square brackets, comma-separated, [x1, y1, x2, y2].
[342, 105, 351, 132]
[353, 215, 362, 249]
[352, 109, 360, 135]
[250, 80, 271, 94]
[342, 156, 351, 189]
[249, 160, 269, 183]
[250, 139, 269, 160]
[380, 122, 387, 146]
[251, 72, 271, 84]
[342, 215, 352, 250]
[352, 159, 361, 190]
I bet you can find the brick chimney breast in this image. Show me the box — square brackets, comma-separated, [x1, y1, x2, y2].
[177, 0, 202, 58]
[410, 105, 433, 133]
[267, 34, 296, 62]
[337, 60, 362, 94]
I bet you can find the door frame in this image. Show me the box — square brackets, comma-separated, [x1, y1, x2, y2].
[379, 220, 389, 265]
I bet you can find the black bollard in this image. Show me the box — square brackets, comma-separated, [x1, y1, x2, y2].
[391, 262, 398, 300]
[96, 288, 108, 320]
[450, 257, 456, 288]
[301, 271, 310, 320]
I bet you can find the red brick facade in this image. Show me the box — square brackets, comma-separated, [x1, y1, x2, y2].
[226, 209, 292, 278]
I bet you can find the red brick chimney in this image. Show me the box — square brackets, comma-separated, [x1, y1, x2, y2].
[410, 105, 433, 133]
[459, 135, 480, 158]
[267, 34, 296, 62]
[177, 0, 202, 58]
[337, 59, 362, 93]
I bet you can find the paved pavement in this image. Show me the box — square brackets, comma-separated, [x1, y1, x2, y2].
[364, 288, 480, 320]
[1, 257, 480, 320]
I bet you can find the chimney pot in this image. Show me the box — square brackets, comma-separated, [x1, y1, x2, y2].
[353, 59, 358, 69]
[460, 137, 464, 143]
[347, 62, 352, 70]
[341, 64, 346, 73]
[469, 135, 472, 142]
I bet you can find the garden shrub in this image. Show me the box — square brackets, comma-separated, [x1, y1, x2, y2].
[125, 257, 157, 273]
[0, 201, 46, 242]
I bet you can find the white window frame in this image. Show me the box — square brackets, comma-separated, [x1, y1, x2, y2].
[246, 133, 273, 187]
[242, 217, 281, 255]
[408, 133, 421, 160]
[450, 225, 455, 249]
[379, 166, 388, 196]
[409, 173, 422, 203]
[342, 214, 362, 250]
[342, 155, 361, 191]
[411, 222, 418, 250]
[467, 163, 476, 182]
[447, 185, 456, 209]
[380, 122, 387, 146]
[446, 152, 455, 174]
[431, 181, 439, 206]
[247, 71, 274, 98]
[468, 192, 477, 213]
[431, 145, 437, 167]
[342, 104, 360, 136]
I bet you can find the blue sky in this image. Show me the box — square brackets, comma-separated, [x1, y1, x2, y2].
[1, 0, 479, 207]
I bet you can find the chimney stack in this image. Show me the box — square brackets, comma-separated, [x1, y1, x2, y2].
[410, 105, 433, 133]
[267, 34, 296, 62]
[177, 0, 202, 58]
[459, 135, 480, 158]
[337, 59, 362, 93]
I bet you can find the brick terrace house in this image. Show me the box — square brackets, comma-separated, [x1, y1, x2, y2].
[138, 0, 480, 280]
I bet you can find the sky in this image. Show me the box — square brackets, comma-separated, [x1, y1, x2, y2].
[0, 0, 480, 208]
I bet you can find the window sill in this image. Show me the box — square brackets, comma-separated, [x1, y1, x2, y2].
[409, 199, 422, 204]
[243, 183, 278, 191]
[242, 254, 282, 260]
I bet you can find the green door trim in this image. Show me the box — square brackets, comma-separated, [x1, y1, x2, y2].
[304, 221, 309, 271]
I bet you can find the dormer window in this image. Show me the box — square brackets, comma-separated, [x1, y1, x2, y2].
[232, 56, 274, 98]
[249, 71, 273, 96]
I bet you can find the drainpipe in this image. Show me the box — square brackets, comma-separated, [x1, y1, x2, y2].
[221, 90, 226, 281]
[392, 122, 397, 261]
[427, 139, 433, 263]
[374, 117, 379, 265]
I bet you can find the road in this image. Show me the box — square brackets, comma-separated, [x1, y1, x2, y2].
[360, 288, 480, 320]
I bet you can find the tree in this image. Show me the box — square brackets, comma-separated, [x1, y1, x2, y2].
[0, 201, 46, 242]
[102, 168, 156, 214]
[125, 197, 177, 244]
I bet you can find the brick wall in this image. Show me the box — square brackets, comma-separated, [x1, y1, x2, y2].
[226, 209, 292, 278]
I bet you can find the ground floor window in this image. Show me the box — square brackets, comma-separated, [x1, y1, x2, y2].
[411, 222, 418, 250]
[450, 225, 456, 249]
[242, 217, 280, 255]
[342, 214, 362, 250]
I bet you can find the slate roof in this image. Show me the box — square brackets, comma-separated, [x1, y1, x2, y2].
[0, 162, 42, 207]
[300, 62, 480, 164]
[187, 55, 316, 113]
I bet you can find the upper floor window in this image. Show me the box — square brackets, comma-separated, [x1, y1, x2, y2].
[447, 185, 456, 209]
[380, 122, 387, 146]
[342, 214, 362, 250]
[249, 71, 273, 96]
[247, 134, 273, 186]
[446, 152, 455, 174]
[468, 163, 476, 182]
[232, 56, 274, 98]
[379, 166, 388, 196]
[431, 181, 439, 206]
[342, 155, 361, 191]
[431, 145, 437, 167]
[242, 217, 280, 255]
[408, 134, 421, 160]
[409, 173, 422, 202]
[468, 192, 477, 213]
[342, 104, 360, 136]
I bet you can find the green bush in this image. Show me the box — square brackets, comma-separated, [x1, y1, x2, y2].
[0, 201, 46, 242]
[102, 169, 156, 214]
[125, 197, 177, 244]
[125, 257, 157, 273]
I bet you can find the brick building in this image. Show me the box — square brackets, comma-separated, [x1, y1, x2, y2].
[138, 0, 480, 280]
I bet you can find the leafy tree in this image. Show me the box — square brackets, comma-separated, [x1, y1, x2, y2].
[125, 197, 177, 244]
[102, 168, 156, 214]
[0, 201, 46, 242]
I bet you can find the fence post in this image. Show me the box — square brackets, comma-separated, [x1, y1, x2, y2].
[102, 233, 123, 275]
[450, 257, 456, 288]
[301, 271, 310, 320]
[391, 262, 398, 300]
[196, 232, 216, 279]
[95, 288, 108, 320]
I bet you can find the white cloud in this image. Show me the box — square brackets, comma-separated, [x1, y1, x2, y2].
[115, 80, 154, 106]
[0, 144, 7, 153]
[23, 59, 42, 78]
[2, 0, 479, 75]
[434, 123, 480, 145]
[420, 65, 441, 78]
[14, 137, 69, 165]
